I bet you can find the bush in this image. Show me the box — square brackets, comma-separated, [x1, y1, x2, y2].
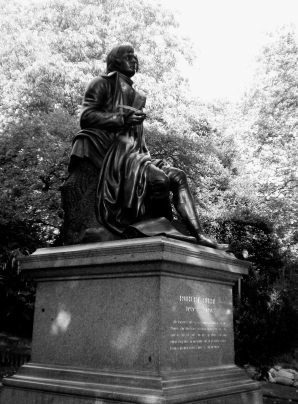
[0, 249, 36, 339]
[210, 215, 298, 367]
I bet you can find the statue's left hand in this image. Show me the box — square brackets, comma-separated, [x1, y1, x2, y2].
[125, 111, 146, 126]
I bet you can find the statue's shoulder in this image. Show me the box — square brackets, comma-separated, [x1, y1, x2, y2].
[101, 72, 117, 79]
[85, 73, 116, 94]
[100, 71, 118, 84]
[87, 74, 111, 86]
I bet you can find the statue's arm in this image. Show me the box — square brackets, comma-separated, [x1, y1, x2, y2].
[79, 77, 125, 130]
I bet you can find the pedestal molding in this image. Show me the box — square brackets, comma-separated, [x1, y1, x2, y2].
[3, 362, 260, 404]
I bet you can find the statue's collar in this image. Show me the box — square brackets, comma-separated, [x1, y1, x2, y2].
[105, 71, 133, 86]
[118, 72, 134, 86]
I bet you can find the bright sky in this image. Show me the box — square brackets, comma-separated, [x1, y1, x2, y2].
[157, 0, 298, 101]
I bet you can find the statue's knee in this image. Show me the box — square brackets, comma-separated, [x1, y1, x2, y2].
[166, 167, 187, 188]
[176, 169, 187, 185]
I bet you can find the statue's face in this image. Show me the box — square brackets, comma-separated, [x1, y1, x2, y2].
[118, 50, 138, 78]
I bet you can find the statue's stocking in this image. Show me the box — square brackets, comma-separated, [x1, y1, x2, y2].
[173, 187, 204, 239]
[165, 167, 228, 249]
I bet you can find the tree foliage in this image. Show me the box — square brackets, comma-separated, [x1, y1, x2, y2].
[3, 1, 298, 368]
[241, 27, 298, 250]
[206, 26, 298, 367]
[0, 0, 235, 253]
[0, 0, 236, 336]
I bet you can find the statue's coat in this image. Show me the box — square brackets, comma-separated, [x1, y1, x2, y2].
[70, 72, 150, 235]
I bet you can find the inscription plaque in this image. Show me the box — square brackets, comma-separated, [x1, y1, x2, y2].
[161, 278, 234, 369]
[169, 319, 228, 351]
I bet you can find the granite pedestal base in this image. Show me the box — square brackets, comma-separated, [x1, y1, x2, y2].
[1, 236, 262, 403]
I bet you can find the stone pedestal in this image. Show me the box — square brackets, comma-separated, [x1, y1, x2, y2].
[1, 236, 262, 403]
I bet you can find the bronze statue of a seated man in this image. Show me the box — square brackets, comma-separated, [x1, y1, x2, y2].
[61, 44, 228, 250]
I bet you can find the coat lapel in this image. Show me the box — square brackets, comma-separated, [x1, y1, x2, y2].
[103, 71, 146, 111]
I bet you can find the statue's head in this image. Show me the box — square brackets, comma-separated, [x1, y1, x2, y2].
[106, 43, 139, 78]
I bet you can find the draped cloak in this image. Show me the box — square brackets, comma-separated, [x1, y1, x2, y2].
[69, 71, 151, 236]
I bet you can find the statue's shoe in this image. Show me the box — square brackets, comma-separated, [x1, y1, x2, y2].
[215, 243, 230, 251]
[196, 234, 230, 251]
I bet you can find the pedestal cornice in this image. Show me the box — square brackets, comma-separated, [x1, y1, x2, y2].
[19, 236, 250, 284]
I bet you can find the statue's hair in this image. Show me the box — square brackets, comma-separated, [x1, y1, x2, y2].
[106, 43, 139, 74]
